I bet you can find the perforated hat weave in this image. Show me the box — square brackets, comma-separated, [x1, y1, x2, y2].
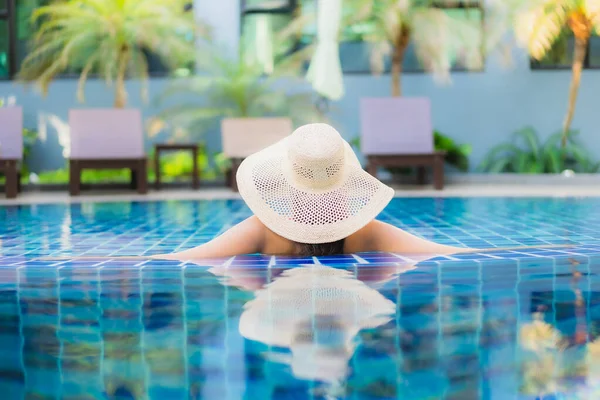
[236, 123, 395, 244]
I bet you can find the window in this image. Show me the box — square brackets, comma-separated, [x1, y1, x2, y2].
[241, 0, 484, 74]
[0, 0, 13, 79]
[15, 1, 48, 77]
[240, 0, 298, 74]
[0, 0, 54, 79]
[332, 1, 484, 73]
[144, 2, 196, 77]
[0, 19, 9, 79]
[531, 30, 600, 70]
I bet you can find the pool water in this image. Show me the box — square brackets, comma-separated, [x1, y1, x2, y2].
[2, 198, 600, 399]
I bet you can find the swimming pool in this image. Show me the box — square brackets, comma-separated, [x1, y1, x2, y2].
[1, 197, 600, 399]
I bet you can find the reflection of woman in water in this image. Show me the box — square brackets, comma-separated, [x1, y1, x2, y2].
[240, 266, 396, 382]
[207, 262, 415, 389]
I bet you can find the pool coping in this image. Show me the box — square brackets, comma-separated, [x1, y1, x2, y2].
[2, 183, 600, 206]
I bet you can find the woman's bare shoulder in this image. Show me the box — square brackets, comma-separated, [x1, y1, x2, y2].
[344, 220, 379, 253]
[346, 220, 465, 254]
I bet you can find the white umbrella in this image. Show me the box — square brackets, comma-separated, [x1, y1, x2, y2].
[306, 0, 345, 101]
[243, 14, 275, 74]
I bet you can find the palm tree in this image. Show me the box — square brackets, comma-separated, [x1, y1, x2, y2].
[18, 0, 202, 108]
[153, 44, 323, 139]
[509, 0, 600, 147]
[338, 0, 483, 96]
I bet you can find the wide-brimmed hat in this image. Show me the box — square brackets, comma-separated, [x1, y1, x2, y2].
[236, 123, 394, 244]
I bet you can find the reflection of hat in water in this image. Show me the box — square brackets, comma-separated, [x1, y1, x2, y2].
[236, 123, 394, 244]
[268, 316, 355, 382]
[238, 266, 396, 382]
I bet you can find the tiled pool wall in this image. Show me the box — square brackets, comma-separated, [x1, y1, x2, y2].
[1, 255, 599, 398]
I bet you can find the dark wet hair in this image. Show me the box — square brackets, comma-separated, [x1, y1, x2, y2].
[294, 238, 345, 257]
[293, 316, 346, 345]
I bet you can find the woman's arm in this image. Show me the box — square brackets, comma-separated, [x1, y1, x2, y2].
[152, 216, 266, 260]
[359, 221, 573, 255]
[358, 220, 470, 255]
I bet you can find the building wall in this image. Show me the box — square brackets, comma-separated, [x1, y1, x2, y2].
[0, 1, 598, 173]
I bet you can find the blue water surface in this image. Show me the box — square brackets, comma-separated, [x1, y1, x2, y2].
[1, 197, 600, 399]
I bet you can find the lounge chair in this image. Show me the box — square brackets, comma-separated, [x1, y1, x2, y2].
[360, 97, 445, 190]
[0, 107, 23, 199]
[221, 117, 293, 191]
[69, 109, 148, 195]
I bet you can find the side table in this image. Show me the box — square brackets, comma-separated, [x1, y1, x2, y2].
[154, 144, 200, 190]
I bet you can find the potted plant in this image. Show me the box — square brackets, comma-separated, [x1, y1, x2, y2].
[17, 0, 203, 193]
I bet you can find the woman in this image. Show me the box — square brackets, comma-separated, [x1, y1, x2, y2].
[156, 123, 468, 261]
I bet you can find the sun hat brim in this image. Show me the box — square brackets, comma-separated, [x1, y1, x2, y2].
[236, 136, 394, 244]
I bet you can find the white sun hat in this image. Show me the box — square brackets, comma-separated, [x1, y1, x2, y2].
[236, 123, 394, 244]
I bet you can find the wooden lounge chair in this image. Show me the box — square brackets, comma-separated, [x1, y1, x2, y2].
[221, 117, 293, 191]
[0, 107, 23, 199]
[360, 97, 445, 190]
[69, 109, 148, 195]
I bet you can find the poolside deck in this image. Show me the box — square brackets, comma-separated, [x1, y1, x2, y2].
[2, 182, 600, 205]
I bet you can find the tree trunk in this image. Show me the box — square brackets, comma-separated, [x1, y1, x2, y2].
[562, 14, 591, 148]
[114, 45, 130, 108]
[391, 27, 410, 97]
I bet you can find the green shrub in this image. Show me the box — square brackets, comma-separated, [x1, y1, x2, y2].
[22, 128, 38, 177]
[350, 130, 472, 174]
[479, 127, 600, 173]
[434, 130, 472, 172]
[30, 143, 220, 185]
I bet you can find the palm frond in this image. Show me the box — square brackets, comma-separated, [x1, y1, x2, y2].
[18, 0, 201, 106]
[153, 76, 215, 106]
[130, 49, 150, 103]
[584, 0, 600, 32]
[419, 6, 484, 76]
[338, 0, 484, 84]
[155, 41, 318, 142]
[341, 0, 378, 27]
[513, 0, 571, 60]
[368, 41, 392, 75]
[157, 105, 227, 138]
[77, 53, 100, 103]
